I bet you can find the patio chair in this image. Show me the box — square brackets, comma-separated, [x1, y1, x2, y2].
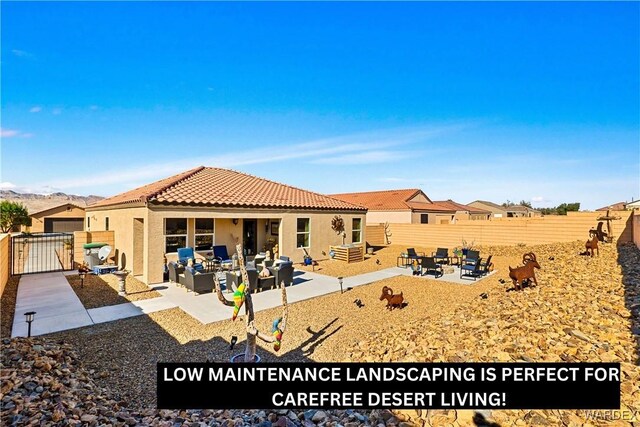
[460, 258, 482, 281]
[479, 255, 493, 276]
[418, 257, 443, 278]
[406, 248, 425, 260]
[226, 269, 258, 293]
[182, 267, 215, 294]
[177, 247, 195, 264]
[212, 245, 232, 263]
[168, 262, 185, 284]
[463, 250, 480, 265]
[432, 248, 450, 265]
[269, 262, 294, 288]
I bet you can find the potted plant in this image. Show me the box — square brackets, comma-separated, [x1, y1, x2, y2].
[461, 238, 476, 256]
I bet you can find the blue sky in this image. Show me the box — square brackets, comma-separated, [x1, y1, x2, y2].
[1, 2, 638, 210]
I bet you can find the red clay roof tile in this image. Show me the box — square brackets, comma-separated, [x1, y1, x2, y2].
[90, 167, 365, 211]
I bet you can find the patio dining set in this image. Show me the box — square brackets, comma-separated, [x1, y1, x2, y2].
[166, 245, 295, 295]
[398, 247, 493, 281]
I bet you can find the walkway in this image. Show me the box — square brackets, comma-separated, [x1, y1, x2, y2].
[11, 272, 175, 338]
[12, 266, 495, 336]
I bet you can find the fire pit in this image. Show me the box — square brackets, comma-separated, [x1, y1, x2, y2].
[113, 270, 129, 296]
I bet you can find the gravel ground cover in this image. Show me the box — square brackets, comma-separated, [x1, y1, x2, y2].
[2, 240, 638, 426]
[348, 241, 640, 426]
[66, 273, 161, 309]
[1, 275, 20, 338]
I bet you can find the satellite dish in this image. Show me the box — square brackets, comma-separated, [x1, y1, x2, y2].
[98, 245, 112, 262]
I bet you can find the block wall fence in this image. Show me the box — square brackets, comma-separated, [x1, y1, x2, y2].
[0, 234, 9, 297]
[365, 211, 635, 248]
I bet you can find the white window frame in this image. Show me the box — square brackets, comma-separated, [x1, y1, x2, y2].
[351, 218, 362, 243]
[296, 218, 311, 249]
[164, 218, 188, 254]
[194, 218, 215, 251]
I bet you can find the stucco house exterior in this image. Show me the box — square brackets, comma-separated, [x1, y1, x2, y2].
[22, 203, 86, 233]
[597, 200, 640, 211]
[86, 166, 366, 284]
[329, 189, 490, 224]
[468, 200, 541, 218]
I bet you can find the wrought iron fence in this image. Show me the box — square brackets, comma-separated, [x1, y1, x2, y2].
[11, 233, 74, 275]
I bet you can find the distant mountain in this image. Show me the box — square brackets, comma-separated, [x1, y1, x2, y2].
[0, 190, 104, 214]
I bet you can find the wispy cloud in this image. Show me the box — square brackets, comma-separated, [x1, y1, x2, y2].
[12, 49, 35, 59]
[29, 106, 42, 113]
[35, 124, 468, 192]
[20, 133, 34, 138]
[0, 182, 17, 190]
[1, 128, 20, 138]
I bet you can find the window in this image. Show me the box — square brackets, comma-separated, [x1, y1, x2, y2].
[195, 218, 214, 251]
[352, 218, 362, 243]
[87, 217, 90, 229]
[296, 218, 310, 248]
[105, 217, 109, 231]
[164, 218, 187, 253]
[420, 214, 428, 224]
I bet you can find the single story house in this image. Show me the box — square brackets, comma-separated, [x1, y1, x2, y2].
[22, 203, 86, 233]
[597, 200, 640, 211]
[329, 189, 490, 224]
[86, 166, 367, 284]
[467, 200, 541, 218]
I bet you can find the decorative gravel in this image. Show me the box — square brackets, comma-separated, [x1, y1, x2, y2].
[66, 273, 161, 309]
[1, 276, 20, 338]
[3, 240, 638, 426]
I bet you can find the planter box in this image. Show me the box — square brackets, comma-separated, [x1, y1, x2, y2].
[329, 245, 364, 263]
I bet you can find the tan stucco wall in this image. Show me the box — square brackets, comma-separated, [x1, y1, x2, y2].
[366, 210, 412, 224]
[86, 207, 148, 280]
[0, 234, 9, 297]
[26, 205, 86, 233]
[408, 192, 430, 203]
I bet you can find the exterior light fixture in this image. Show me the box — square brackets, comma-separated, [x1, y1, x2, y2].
[25, 311, 36, 337]
[338, 277, 344, 294]
[232, 219, 239, 225]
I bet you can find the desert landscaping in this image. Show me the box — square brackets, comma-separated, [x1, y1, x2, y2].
[2, 240, 639, 426]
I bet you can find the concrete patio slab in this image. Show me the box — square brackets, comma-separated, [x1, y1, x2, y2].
[12, 272, 94, 337]
[390, 266, 498, 285]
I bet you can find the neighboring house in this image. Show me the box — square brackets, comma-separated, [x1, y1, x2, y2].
[597, 201, 640, 211]
[329, 189, 490, 224]
[626, 200, 640, 210]
[22, 203, 86, 233]
[467, 200, 541, 218]
[86, 166, 366, 285]
[504, 205, 542, 218]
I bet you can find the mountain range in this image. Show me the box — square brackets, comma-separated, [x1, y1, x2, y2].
[0, 190, 104, 214]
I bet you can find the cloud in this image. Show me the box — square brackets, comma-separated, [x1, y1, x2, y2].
[20, 133, 34, 138]
[531, 196, 545, 202]
[11, 49, 35, 59]
[0, 182, 17, 190]
[52, 108, 62, 115]
[32, 124, 465, 191]
[1, 128, 19, 138]
[29, 106, 42, 113]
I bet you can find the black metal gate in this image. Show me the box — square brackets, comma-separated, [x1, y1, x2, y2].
[11, 233, 75, 275]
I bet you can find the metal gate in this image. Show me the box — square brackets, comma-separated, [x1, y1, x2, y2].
[11, 233, 75, 275]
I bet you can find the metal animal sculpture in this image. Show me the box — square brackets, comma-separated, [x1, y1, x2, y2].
[379, 286, 404, 310]
[508, 252, 541, 291]
[585, 231, 599, 257]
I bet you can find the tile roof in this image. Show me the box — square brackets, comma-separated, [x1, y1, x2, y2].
[30, 202, 85, 216]
[596, 202, 627, 211]
[468, 200, 506, 211]
[89, 167, 365, 211]
[329, 189, 422, 211]
[432, 200, 491, 214]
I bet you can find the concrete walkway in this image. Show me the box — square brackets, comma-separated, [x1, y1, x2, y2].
[12, 266, 496, 336]
[11, 272, 176, 338]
